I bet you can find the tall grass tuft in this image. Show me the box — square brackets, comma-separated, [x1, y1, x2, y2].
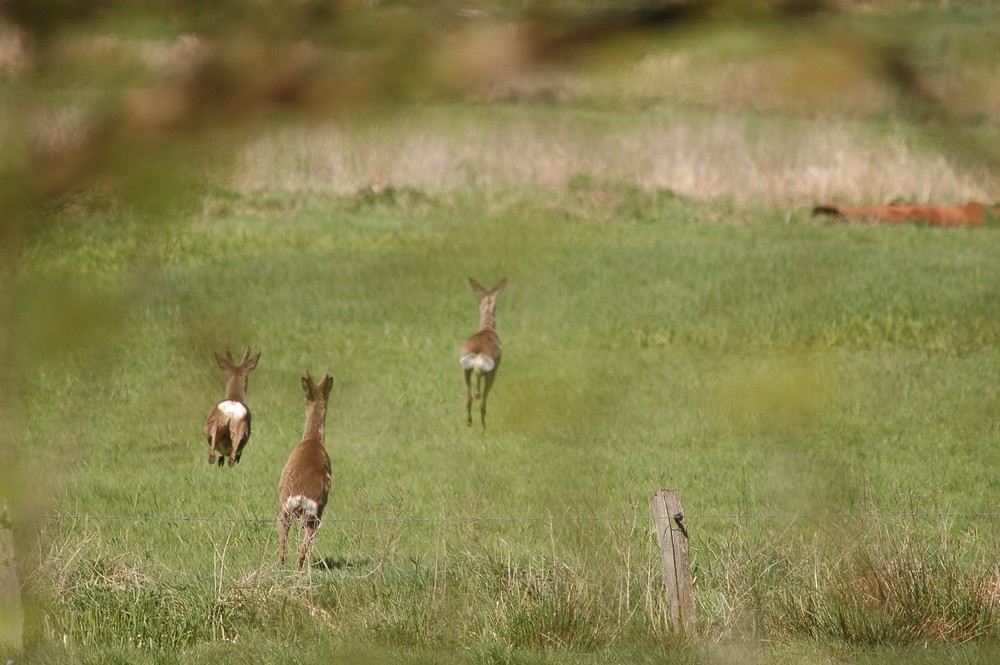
[771, 514, 1000, 646]
[41, 551, 206, 650]
[478, 552, 601, 650]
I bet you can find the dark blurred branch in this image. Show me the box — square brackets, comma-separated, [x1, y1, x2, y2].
[526, 2, 713, 61]
[526, 0, 838, 61]
[877, 44, 1000, 188]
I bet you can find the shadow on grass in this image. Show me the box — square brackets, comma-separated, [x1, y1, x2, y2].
[311, 556, 372, 572]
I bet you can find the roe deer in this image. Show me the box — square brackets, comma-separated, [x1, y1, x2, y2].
[278, 371, 333, 570]
[812, 201, 986, 227]
[459, 277, 507, 428]
[204, 347, 260, 467]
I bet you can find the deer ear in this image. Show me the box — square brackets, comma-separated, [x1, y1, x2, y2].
[469, 278, 487, 296]
[301, 375, 312, 397]
[491, 278, 507, 295]
[321, 374, 334, 399]
[245, 352, 261, 372]
[214, 352, 231, 372]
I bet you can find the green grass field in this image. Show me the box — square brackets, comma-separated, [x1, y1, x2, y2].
[8, 185, 1000, 664]
[3, 2, 1000, 663]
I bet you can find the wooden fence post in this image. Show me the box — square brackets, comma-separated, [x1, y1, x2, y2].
[650, 489, 696, 634]
[0, 498, 23, 657]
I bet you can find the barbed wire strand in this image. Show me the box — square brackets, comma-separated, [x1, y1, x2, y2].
[41, 511, 1000, 525]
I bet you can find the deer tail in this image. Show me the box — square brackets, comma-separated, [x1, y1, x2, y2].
[460, 354, 495, 374]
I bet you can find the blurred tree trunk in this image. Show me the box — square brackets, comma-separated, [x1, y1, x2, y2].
[0, 499, 22, 658]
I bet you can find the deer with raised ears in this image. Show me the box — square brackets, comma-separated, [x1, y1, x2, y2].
[459, 277, 507, 428]
[204, 347, 260, 467]
[278, 371, 334, 570]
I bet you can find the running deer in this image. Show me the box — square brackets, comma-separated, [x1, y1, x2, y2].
[204, 347, 260, 467]
[459, 277, 507, 428]
[278, 371, 334, 570]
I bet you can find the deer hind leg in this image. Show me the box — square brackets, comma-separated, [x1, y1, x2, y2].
[228, 422, 246, 467]
[278, 510, 292, 567]
[474, 371, 483, 400]
[464, 368, 474, 427]
[479, 370, 496, 429]
[297, 516, 320, 570]
[208, 427, 219, 465]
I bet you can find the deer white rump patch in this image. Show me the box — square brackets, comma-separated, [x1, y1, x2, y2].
[460, 354, 495, 373]
[217, 400, 247, 419]
[285, 495, 319, 516]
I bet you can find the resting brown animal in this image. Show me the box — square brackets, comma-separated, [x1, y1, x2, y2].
[813, 202, 986, 227]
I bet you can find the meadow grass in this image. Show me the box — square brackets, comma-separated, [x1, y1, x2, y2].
[7, 185, 1000, 663]
[3, 3, 999, 662]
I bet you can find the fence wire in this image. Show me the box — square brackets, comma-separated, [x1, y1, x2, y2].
[41, 511, 1000, 526]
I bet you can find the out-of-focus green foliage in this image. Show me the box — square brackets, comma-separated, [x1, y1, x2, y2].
[1, 0, 995, 221]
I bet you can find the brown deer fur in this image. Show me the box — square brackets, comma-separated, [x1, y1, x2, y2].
[204, 347, 260, 467]
[812, 201, 986, 227]
[278, 371, 334, 570]
[459, 277, 507, 428]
